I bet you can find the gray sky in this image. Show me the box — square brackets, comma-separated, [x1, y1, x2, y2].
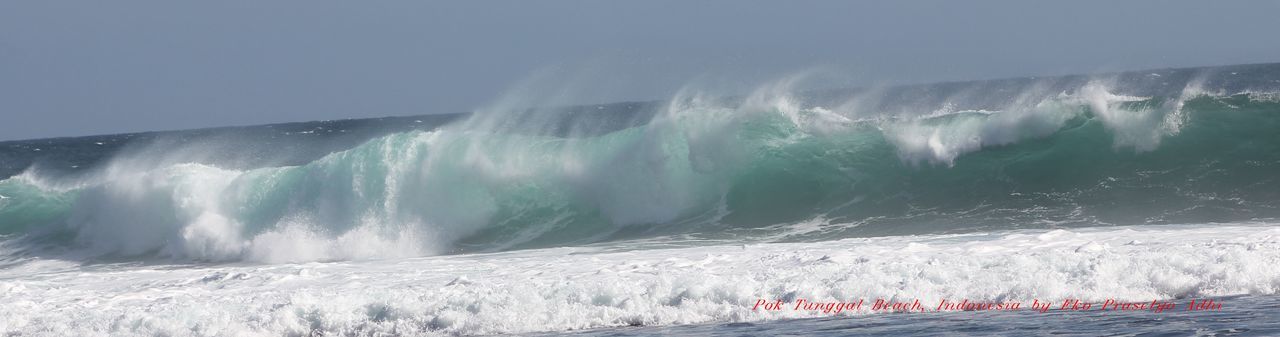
[3, 1, 1279, 141]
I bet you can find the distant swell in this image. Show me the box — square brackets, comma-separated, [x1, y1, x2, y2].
[1, 79, 1280, 263]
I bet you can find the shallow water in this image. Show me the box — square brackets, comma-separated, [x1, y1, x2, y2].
[4, 63, 1280, 336]
[534, 294, 1278, 337]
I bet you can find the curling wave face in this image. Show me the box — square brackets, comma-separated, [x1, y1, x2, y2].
[1, 71, 1280, 263]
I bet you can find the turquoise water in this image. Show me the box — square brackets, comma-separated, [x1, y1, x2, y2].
[2, 64, 1279, 260]
[2, 63, 1280, 336]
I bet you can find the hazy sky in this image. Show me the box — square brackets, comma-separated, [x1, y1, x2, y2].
[3, 1, 1279, 140]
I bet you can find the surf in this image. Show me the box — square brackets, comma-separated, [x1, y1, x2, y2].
[1, 63, 1279, 264]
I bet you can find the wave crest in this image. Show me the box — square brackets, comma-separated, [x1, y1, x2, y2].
[2, 75, 1280, 263]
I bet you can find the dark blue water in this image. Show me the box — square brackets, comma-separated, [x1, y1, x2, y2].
[4, 63, 1280, 337]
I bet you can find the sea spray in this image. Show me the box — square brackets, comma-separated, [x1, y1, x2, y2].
[0, 65, 1279, 263]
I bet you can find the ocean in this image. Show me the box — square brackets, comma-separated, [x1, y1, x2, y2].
[2, 63, 1280, 336]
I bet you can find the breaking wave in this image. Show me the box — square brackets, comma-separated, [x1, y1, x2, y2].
[1, 75, 1279, 263]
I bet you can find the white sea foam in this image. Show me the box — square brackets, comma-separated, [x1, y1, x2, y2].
[879, 81, 1209, 165]
[2, 76, 1276, 265]
[3, 223, 1279, 336]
